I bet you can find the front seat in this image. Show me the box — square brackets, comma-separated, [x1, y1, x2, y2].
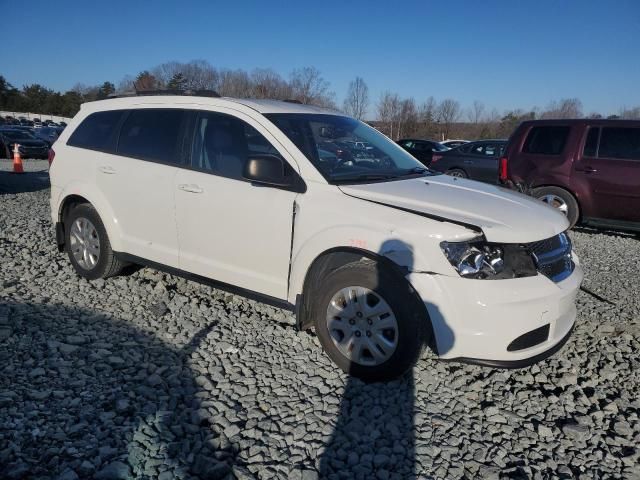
[203, 120, 247, 180]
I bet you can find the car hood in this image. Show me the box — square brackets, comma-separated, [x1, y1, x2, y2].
[339, 175, 569, 243]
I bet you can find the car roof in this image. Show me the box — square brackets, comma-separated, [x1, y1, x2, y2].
[81, 95, 345, 116]
[519, 119, 640, 127]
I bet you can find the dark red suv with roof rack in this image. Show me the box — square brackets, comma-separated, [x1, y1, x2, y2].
[500, 119, 640, 231]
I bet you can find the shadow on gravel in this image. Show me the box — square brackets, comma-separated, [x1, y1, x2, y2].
[0, 169, 50, 195]
[0, 301, 239, 479]
[319, 240, 442, 479]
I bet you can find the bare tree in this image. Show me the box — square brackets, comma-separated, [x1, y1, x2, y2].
[251, 68, 291, 99]
[343, 77, 369, 120]
[620, 106, 640, 119]
[116, 75, 135, 94]
[217, 69, 252, 97]
[289, 67, 335, 107]
[437, 99, 461, 139]
[376, 91, 401, 139]
[467, 100, 485, 124]
[541, 98, 583, 119]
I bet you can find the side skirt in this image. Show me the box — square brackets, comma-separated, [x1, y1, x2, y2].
[114, 252, 295, 313]
[582, 217, 640, 233]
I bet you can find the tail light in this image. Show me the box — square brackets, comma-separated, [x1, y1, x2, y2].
[499, 156, 508, 182]
[431, 154, 443, 163]
[48, 148, 55, 167]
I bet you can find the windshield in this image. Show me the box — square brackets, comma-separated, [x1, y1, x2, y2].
[266, 114, 438, 184]
[1, 130, 36, 140]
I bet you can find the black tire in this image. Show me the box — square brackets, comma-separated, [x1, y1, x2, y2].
[65, 203, 124, 280]
[446, 168, 467, 178]
[531, 186, 580, 228]
[311, 259, 429, 382]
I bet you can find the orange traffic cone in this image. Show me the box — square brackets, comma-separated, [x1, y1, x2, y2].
[12, 144, 24, 174]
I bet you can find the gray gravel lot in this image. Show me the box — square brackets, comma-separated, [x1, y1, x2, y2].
[1, 159, 639, 479]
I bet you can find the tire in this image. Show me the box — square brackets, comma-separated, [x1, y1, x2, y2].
[311, 259, 429, 382]
[531, 186, 580, 228]
[446, 168, 467, 178]
[65, 203, 124, 280]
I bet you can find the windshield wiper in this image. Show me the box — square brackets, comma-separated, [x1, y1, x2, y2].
[396, 167, 430, 177]
[332, 173, 396, 184]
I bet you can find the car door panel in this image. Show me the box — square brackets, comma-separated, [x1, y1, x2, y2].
[175, 109, 298, 299]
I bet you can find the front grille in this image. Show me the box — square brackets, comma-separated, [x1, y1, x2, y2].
[526, 233, 574, 282]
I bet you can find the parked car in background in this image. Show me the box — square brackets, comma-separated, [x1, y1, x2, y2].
[397, 138, 450, 165]
[501, 119, 640, 230]
[49, 93, 582, 381]
[19, 118, 35, 127]
[0, 128, 50, 159]
[430, 140, 507, 183]
[441, 139, 469, 149]
[33, 126, 60, 146]
[58, 121, 67, 127]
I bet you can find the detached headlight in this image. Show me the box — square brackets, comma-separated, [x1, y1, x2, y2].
[440, 239, 537, 279]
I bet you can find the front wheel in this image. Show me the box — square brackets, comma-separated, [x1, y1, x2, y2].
[312, 260, 429, 382]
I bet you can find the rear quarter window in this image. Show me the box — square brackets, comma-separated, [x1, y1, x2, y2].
[67, 110, 125, 151]
[522, 126, 570, 155]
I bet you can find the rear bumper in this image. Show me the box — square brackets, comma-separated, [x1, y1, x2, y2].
[407, 260, 582, 366]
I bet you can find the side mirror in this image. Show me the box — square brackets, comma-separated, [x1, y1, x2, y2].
[243, 155, 291, 187]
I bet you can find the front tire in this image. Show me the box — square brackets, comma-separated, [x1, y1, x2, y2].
[65, 203, 124, 280]
[532, 186, 580, 228]
[312, 259, 429, 382]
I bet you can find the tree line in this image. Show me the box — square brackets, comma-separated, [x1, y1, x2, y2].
[2, 59, 639, 140]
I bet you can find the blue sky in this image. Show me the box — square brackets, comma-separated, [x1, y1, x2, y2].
[2, 0, 639, 116]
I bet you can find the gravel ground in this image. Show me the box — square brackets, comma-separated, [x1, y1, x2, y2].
[1, 159, 639, 480]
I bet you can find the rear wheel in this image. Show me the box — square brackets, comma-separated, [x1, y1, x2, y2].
[312, 259, 429, 382]
[532, 186, 580, 228]
[65, 204, 124, 280]
[446, 168, 467, 178]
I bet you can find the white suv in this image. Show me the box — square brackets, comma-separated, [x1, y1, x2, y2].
[49, 92, 583, 381]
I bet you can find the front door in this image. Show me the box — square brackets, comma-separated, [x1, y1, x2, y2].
[175, 109, 299, 299]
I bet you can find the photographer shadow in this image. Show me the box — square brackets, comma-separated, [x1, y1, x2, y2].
[318, 239, 452, 479]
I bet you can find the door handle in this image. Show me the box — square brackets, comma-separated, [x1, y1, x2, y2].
[464, 160, 474, 165]
[99, 166, 116, 174]
[576, 166, 597, 174]
[178, 184, 204, 193]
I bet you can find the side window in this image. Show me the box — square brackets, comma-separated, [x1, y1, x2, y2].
[484, 144, 497, 156]
[191, 112, 285, 181]
[598, 127, 640, 160]
[470, 144, 485, 155]
[117, 109, 185, 164]
[583, 127, 599, 157]
[67, 110, 125, 151]
[523, 126, 570, 155]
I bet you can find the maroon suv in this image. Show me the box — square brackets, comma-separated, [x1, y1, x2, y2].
[500, 119, 640, 231]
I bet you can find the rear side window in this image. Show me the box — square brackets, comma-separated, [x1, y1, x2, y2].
[523, 126, 570, 155]
[583, 127, 599, 157]
[117, 109, 185, 164]
[67, 110, 125, 151]
[598, 127, 640, 160]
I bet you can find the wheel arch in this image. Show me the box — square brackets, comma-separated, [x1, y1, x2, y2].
[56, 186, 123, 252]
[295, 247, 430, 336]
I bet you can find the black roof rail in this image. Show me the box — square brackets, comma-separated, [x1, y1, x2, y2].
[282, 99, 303, 104]
[106, 89, 221, 99]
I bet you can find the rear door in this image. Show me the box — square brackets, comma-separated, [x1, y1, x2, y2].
[575, 126, 640, 221]
[174, 109, 299, 299]
[95, 108, 185, 266]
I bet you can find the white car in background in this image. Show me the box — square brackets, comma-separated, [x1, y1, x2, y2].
[49, 92, 582, 381]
